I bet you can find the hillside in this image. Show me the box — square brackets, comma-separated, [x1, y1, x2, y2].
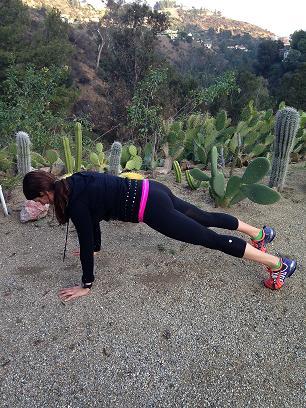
[17, 1, 277, 137]
[23, 0, 104, 22]
[168, 8, 275, 39]
[22, 1, 275, 39]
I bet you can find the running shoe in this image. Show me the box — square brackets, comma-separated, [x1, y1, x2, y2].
[264, 257, 297, 290]
[251, 225, 276, 252]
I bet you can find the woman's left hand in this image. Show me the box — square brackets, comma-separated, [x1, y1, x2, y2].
[58, 286, 91, 301]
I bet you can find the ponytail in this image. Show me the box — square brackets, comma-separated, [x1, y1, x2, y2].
[54, 179, 70, 225]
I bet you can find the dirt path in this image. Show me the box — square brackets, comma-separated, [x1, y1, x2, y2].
[0, 165, 305, 407]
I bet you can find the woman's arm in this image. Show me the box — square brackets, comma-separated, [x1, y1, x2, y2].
[71, 220, 101, 256]
[93, 220, 101, 253]
[59, 202, 96, 301]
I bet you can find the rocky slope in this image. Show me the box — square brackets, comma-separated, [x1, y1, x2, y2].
[173, 8, 274, 38]
[22, 1, 275, 38]
[23, 0, 104, 22]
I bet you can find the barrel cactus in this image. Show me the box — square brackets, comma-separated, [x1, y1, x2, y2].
[269, 107, 300, 192]
[190, 146, 280, 207]
[109, 141, 122, 176]
[16, 131, 31, 176]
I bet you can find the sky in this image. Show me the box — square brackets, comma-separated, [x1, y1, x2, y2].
[86, 0, 306, 37]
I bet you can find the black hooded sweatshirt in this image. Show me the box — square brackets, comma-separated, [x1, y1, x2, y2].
[66, 172, 142, 284]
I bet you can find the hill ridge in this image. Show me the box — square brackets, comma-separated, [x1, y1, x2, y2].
[22, 1, 275, 38]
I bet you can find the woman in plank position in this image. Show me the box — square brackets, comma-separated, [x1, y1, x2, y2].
[23, 171, 297, 301]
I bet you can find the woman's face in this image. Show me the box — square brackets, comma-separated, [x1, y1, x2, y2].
[34, 191, 54, 205]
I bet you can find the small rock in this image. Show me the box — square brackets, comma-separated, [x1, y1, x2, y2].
[20, 200, 49, 223]
[39, 167, 51, 173]
[103, 347, 111, 356]
[51, 162, 66, 177]
[162, 329, 171, 340]
[180, 160, 195, 171]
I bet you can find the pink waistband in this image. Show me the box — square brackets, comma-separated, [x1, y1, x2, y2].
[138, 179, 149, 223]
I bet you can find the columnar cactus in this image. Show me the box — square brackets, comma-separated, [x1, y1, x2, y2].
[16, 131, 31, 176]
[63, 136, 74, 175]
[269, 107, 300, 191]
[75, 122, 83, 172]
[109, 141, 122, 176]
[185, 170, 202, 190]
[173, 160, 182, 183]
[62, 122, 83, 175]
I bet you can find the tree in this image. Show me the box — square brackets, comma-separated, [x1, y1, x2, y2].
[0, 65, 77, 151]
[255, 39, 284, 77]
[283, 49, 302, 71]
[277, 64, 306, 110]
[99, 2, 169, 90]
[154, 1, 177, 10]
[0, 0, 30, 80]
[272, 30, 306, 109]
[290, 30, 306, 60]
[127, 67, 168, 155]
[29, 9, 74, 68]
[214, 71, 271, 121]
[0, 3, 73, 77]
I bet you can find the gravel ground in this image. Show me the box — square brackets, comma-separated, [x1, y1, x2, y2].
[0, 164, 305, 408]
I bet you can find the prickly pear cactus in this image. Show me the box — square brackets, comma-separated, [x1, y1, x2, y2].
[109, 141, 122, 176]
[120, 144, 142, 171]
[190, 147, 280, 207]
[16, 131, 31, 176]
[269, 107, 300, 192]
[89, 143, 108, 172]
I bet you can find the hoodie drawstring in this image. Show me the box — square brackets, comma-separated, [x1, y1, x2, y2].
[63, 219, 70, 262]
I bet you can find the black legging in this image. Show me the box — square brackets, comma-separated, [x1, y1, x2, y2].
[143, 180, 247, 258]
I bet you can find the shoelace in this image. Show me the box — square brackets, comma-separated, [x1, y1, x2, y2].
[251, 240, 262, 249]
[266, 261, 283, 284]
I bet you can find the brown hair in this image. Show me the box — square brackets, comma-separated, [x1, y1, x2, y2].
[23, 170, 70, 224]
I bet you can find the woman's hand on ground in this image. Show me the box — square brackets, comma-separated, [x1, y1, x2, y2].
[58, 286, 90, 301]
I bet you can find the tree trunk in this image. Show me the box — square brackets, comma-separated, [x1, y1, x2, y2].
[96, 29, 105, 72]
